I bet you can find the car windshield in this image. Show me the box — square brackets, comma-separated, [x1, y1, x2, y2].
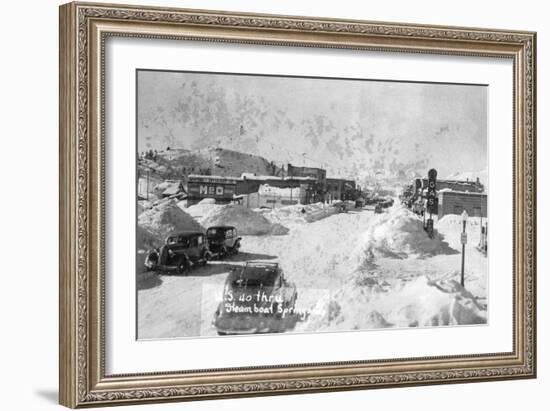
[231, 268, 278, 288]
[207, 228, 223, 236]
[166, 236, 191, 246]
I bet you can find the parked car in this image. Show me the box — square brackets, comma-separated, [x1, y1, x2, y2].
[206, 226, 242, 258]
[374, 203, 384, 214]
[331, 201, 347, 213]
[355, 197, 365, 208]
[213, 262, 298, 335]
[364, 196, 379, 205]
[144, 231, 212, 274]
[378, 197, 394, 208]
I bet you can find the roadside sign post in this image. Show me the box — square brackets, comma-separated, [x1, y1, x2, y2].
[460, 210, 468, 287]
[426, 218, 434, 237]
[426, 168, 438, 239]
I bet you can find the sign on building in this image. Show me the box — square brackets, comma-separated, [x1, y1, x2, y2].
[187, 175, 238, 204]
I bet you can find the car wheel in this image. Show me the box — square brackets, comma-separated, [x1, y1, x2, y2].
[217, 331, 227, 336]
[273, 303, 283, 318]
[220, 247, 228, 259]
[201, 251, 211, 266]
[177, 259, 188, 275]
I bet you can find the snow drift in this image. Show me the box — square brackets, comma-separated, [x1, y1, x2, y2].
[138, 200, 205, 247]
[137, 225, 159, 251]
[135, 225, 161, 277]
[260, 202, 339, 228]
[186, 202, 289, 235]
[436, 214, 484, 250]
[300, 276, 486, 332]
[436, 214, 484, 233]
[355, 207, 456, 260]
[184, 198, 223, 221]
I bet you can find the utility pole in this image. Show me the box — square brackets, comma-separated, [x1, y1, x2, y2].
[480, 194, 483, 238]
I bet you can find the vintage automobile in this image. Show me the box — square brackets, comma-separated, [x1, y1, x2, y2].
[378, 197, 394, 208]
[212, 262, 298, 335]
[331, 200, 347, 213]
[206, 226, 241, 258]
[364, 196, 379, 206]
[144, 231, 212, 274]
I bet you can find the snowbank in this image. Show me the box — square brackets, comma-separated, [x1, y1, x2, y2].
[436, 214, 485, 249]
[354, 207, 455, 260]
[136, 225, 159, 251]
[190, 204, 288, 236]
[300, 276, 486, 332]
[137, 199, 158, 215]
[155, 181, 171, 191]
[437, 214, 483, 231]
[138, 200, 205, 245]
[185, 201, 222, 220]
[260, 202, 338, 228]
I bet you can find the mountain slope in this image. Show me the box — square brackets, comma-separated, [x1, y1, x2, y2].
[139, 147, 281, 180]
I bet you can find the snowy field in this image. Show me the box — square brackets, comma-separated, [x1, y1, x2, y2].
[137, 203, 487, 339]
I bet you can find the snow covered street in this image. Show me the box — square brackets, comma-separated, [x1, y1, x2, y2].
[137, 205, 487, 339]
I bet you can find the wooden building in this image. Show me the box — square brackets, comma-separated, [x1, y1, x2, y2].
[437, 191, 488, 218]
[326, 178, 344, 202]
[326, 178, 357, 201]
[237, 173, 317, 204]
[186, 175, 239, 205]
[240, 185, 305, 209]
[287, 163, 327, 202]
[415, 177, 484, 194]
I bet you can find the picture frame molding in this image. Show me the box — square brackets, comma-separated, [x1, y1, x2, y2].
[59, 2, 536, 407]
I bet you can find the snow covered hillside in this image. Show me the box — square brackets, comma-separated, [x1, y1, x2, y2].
[139, 147, 281, 181]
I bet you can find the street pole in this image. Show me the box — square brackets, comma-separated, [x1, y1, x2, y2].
[480, 194, 485, 248]
[422, 210, 426, 230]
[460, 210, 468, 287]
[461, 220, 466, 287]
[146, 169, 149, 201]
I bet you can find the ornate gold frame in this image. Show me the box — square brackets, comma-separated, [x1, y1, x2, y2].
[59, 2, 537, 408]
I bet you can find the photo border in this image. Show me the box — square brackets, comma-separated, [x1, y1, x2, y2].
[134, 67, 490, 341]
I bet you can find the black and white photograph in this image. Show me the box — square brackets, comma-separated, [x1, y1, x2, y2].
[136, 69, 488, 339]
